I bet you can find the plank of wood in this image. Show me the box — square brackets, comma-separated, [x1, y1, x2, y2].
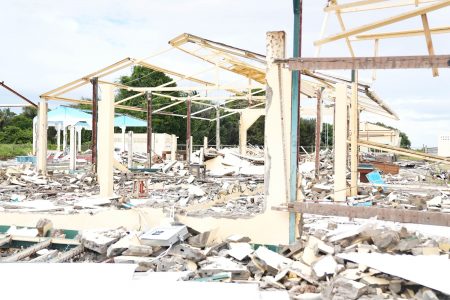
[278, 55, 450, 70]
[315, 1, 450, 46]
[1, 239, 52, 262]
[421, 14, 439, 76]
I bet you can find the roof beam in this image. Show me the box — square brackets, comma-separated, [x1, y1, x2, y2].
[277, 55, 450, 70]
[315, 0, 450, 46]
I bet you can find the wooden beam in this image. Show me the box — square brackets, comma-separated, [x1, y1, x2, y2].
[275, 202, 450, 227]
[315, 1, 450, 46]
[325, 0, 440, 13]
[29, 249, 58, 262]
[335, 6, 356, 57]
[357, 139, 450, 164]
[421, 14, 439, 76]
[1, 238, 52, 262]
[355, 26, 450, 40]
[278, 55, 450, 70]
[49, 245, 84, 263]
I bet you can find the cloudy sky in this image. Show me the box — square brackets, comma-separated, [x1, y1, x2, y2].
[0, 0, 448, 147]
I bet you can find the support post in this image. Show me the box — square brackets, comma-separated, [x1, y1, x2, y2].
[203, 136, 208, 150]
[186, 97, 191, 164]
[265, 31, 292, 244]
[56, 125, 61, 152]
[91, 77, 98, 173]
[69, 125, 76, 172]
[98, 84, 115, 198]
[171, 134, 177, 161]
[334, 83, 348, 202]
[32, 120, 37, 155]
[314, 89, 322, 179]
[77, 127, 82, 153]
[147, 92, 152, 167]
[290, 0, 303, 243]
[121, 126, 126, 152]
[36, 100, 48, 175]
[63, 127, 67, 152]
[239, 113, 248, 155]
[128, 131, 133, 169]
[215, 107, 220, 150]
[350, 71, 359, 196]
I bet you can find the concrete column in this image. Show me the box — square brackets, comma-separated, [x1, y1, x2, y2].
[334, 83, 348, 202]
[239, 109, 264, 155]
[121, 126, 126, 152]
[127, 131, 133, 169]
[63, 127, 67, 152]
[350, 73, 359, 196]
[36, 100, 48, 174]
[263, 31, 291, 244]
[32, 120, 37, 156]
[98, 84, 115, 198]
[77, 127, 82, 153]
[203, 136, 208, 150]
[69, 126, 76, 172]
[171, 134, 177, 161]
[56, 124, 61, 152]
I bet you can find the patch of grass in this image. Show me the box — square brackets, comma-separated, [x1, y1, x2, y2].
[0, 144, 33, 160]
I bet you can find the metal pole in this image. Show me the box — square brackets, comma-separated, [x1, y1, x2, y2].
[216, 107, 220, 150]
[91, 77, 98, 173]
[0, 81, 38, 107]
[289, 0, 303, 244]
[186, 97, 191, 163]
[314, 89, 322, 179]
[147, 92, 153, 167]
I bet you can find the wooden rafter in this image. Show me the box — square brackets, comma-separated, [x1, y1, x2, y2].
[325, 0, 440, 13]
[421, 13, 439, 76]
[354, 25, 450, 40]
[315, 0, 450, 46]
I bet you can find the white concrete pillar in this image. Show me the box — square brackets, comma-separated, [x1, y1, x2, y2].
[334, 83, 348, 202]
[216, 108, 220, 150]
[203, 136, 208, 150]
[36, 100, 48, 174]
[69, 125, 76, 172]
[77, 127, 82, 153]
[56, 124, 61, 152]
[263, 31, 291, 244]
[171, 134, 177, 161]
[127, 131, 133, 169]
[121, 126, 126, 152]
[98, 84, 115, 198]
[239, 109, 264, 155]
[32, 119, 37, 156]
[62, 127, 67, 152]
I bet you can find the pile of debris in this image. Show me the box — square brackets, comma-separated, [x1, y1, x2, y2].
[74, 217, 449, 299]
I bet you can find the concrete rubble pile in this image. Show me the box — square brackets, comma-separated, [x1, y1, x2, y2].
[75, 217, 449, 300]
[298, 149, 450, 213]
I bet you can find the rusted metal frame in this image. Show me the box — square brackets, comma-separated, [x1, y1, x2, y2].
[1, 238, 52, 262]
[0, 81, 38, 107]
[279, 202, 450, 227]
[186, 97, 191, 163]
[169, 33, 266, 63]
[41, 58, 133, 97]
[277, 55, 450, 70]
[155, 111, 211, 121]
[147, 92, 152, 167]
[314, 88, 323, 179]
[91, 77, 98, 172]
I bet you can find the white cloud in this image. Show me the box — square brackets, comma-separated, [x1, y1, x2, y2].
[0, 0, 448, 146]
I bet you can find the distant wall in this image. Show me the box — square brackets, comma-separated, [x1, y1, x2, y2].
[114, 133, 173, 155]
[438, 134, 450, 157]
